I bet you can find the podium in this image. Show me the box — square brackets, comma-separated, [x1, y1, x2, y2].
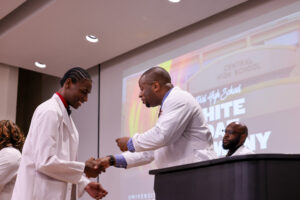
[149, 154, 300, 200]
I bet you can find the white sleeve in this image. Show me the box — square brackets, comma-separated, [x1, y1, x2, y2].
[34, 110, 85, 184]
[0, 148, 21, 192]
[122, 151, 154, 169]
[132, 97, 193, 152]
[78, 175, 91, 197]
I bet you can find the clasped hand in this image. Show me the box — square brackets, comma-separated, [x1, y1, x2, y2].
[84, 157, 112, 178]
[84, 157, 106, 178]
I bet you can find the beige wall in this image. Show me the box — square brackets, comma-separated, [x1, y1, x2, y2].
[0, 63, 18, 121]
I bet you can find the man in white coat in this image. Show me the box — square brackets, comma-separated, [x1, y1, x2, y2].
[12, 67, 107, 200]
[97, 66, 216, 170]
[222, 122, 254, 157]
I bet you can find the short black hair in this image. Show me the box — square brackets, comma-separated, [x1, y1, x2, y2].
[230, 122, 248, 136]
[141, 66, 171, 85]
[240, 124, 248, 136]
[60, 67, 91, 87]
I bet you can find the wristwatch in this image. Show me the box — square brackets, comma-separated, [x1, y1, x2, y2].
[107, 155, 116, 166]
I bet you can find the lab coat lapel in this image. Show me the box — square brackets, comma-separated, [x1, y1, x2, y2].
[53, 94, 74, 134]
[53, 94, 79, 159]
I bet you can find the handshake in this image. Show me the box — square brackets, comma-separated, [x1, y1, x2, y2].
[84, 136, 131, 178]
[82, 137, 131, 199]
[84, 156, 113, 178]
[83, 157, 113, 199]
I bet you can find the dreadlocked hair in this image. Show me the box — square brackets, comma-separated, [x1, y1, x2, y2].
[0, 120, 25, 152]
[60, 67, 91, 87]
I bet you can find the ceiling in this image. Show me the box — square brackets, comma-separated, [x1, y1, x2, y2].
[0, 0, 247, 77]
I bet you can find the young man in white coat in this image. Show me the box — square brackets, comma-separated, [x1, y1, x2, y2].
[222, 122, 254, 157]
[97, 66, 216, 170]
[12, 67, 107, 200]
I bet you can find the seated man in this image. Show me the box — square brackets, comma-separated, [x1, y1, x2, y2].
[222, 122, 254, 157]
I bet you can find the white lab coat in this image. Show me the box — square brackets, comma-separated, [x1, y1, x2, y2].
[0, 147, 21, 200]
[231, 145, 254, 156]
[12, 94, 90, 200]
[123, 87, 216, 169]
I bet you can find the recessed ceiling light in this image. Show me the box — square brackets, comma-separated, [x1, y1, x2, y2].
[35, 61, 46, 68]
[86, 35, 99, 43]
[168, 0, 181, 3]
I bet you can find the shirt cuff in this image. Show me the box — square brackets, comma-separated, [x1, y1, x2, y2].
[114, 154, 127, 168]
[127, 138, 135, 152]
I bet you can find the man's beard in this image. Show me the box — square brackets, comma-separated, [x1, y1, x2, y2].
[222, 139, 239, 150]
[145, 102, 150, 108]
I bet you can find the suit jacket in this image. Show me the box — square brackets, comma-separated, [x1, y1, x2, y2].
[12, 94, 89, 200]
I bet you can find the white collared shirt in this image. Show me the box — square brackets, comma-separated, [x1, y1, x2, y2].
[231, 145, 255, 156]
